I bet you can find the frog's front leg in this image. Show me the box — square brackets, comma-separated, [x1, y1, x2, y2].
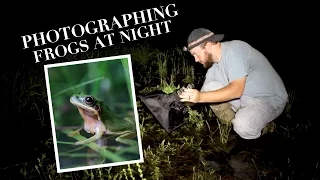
[68, 126, 83, 137]
[74, 126, 104, 145]
[115, 132, 137, 145]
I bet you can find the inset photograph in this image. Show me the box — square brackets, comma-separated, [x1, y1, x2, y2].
[44, 54, 143, 173]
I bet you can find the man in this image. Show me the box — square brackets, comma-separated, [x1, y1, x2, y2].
[179, 28, 288, 139]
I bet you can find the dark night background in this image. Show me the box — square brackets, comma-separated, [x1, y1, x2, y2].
[2, 1, 318, 179]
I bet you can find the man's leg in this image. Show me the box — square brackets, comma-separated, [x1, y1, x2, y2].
[232, 96, 278, 139]
[201, 81, 240, 124]
[261, 100, 286, 135]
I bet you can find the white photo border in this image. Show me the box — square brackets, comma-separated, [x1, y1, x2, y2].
[44, 54, 144, 173]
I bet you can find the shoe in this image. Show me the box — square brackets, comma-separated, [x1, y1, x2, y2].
[261, 121, 276, 135]
[209, 102, 235, 124]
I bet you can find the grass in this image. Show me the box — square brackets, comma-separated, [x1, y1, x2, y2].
[1, 42, 319, 180]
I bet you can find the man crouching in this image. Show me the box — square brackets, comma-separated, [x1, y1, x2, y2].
[179, 28, 288, 139]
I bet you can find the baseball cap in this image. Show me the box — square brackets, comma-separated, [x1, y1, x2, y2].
[183, 28, 224, 51]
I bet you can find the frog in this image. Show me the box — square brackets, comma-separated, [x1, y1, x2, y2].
[68, 93, 137, 146]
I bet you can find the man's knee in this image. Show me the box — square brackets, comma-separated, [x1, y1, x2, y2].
[232, 121, 261, 139]
[232, 96, 277, 139]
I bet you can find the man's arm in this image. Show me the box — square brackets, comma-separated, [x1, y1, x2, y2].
[179, 76, 246, 103]
[198, 76, 246, 103]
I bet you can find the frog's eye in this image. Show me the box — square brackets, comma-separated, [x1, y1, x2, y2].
[84, 96, 95, 106]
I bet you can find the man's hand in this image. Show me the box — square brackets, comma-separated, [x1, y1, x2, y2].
[179, 88, 202, 103]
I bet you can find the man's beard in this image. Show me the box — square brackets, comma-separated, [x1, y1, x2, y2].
[203, 51, 214, 68]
